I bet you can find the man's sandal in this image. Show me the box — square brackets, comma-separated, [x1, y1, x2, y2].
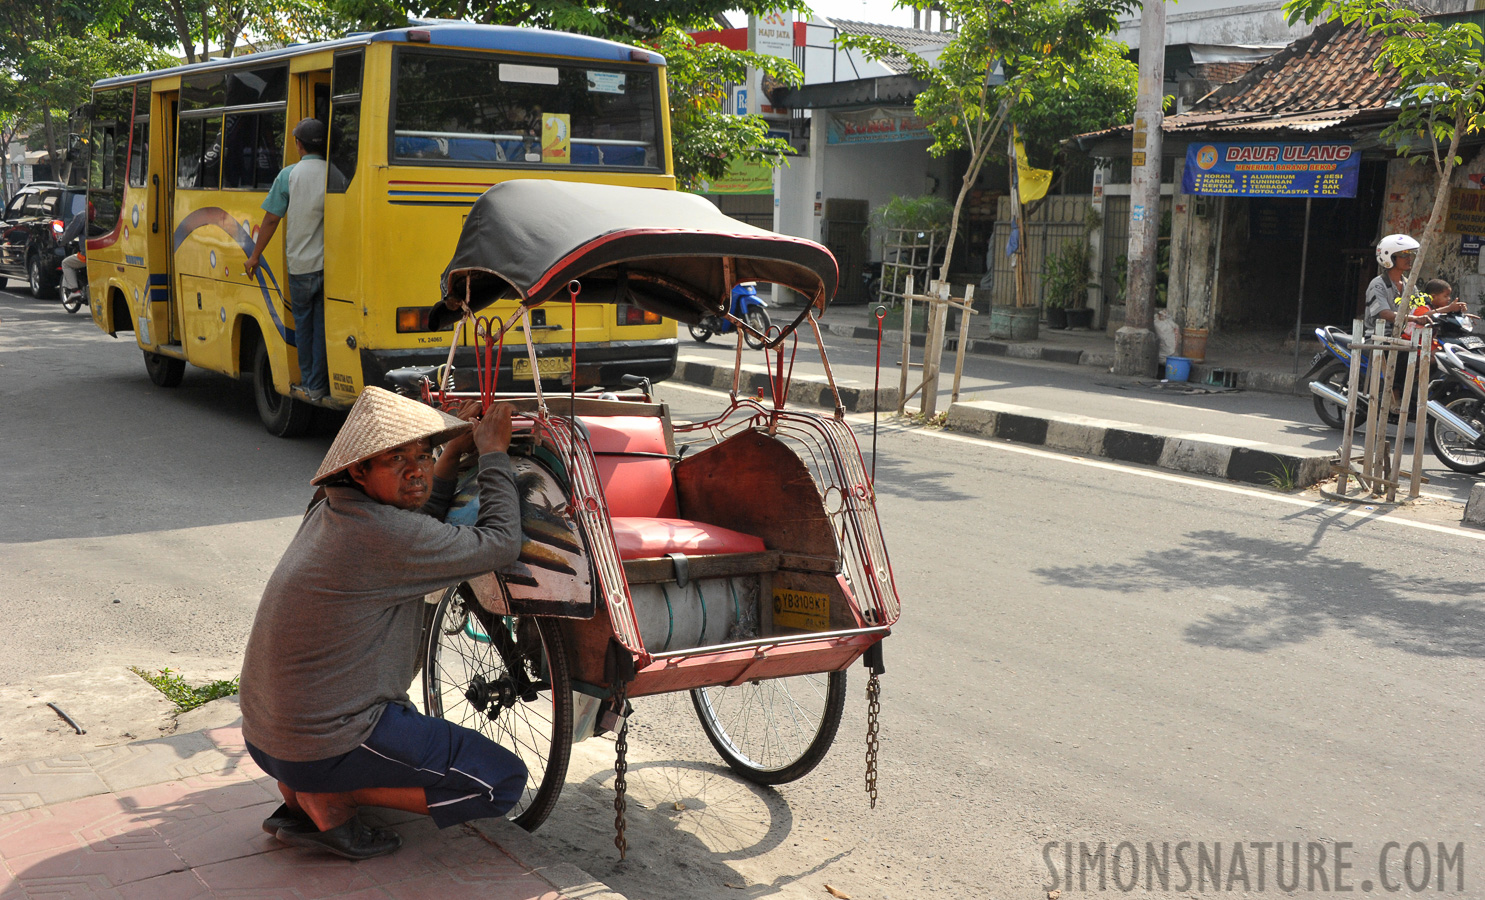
[275, 815, 402, 860]
[261, 802, 315, 836]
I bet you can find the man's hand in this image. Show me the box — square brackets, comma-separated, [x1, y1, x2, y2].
[244, 252, 261, 279]
[473, 403, 514, 455]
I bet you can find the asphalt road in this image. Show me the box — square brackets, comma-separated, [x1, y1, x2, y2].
[2, 287, 1481, 898]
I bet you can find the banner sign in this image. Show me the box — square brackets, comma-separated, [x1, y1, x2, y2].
[1182, 142, 1359, 198]
[697, 159, 774, 195]
[826, 107, 931, 145]
[1445, 188, 1485, 233]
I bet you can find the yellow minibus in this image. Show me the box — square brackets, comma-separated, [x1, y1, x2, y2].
[86, 22, 677, 436]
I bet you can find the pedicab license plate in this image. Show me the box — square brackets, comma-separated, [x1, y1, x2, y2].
[512, 356, 571, 380]
[773, 589, 830, 631]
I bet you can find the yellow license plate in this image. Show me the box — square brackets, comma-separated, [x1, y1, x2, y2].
[512, 356, 571, 380]
[773, 588, 830, 632]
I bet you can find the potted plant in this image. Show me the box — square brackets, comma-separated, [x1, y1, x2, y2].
[1042, 239, 1090, 329]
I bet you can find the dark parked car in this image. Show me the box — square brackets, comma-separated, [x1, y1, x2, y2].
[0, 182, 87, 299]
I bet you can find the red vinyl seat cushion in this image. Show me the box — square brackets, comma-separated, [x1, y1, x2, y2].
[579, 415, 679, 518]
[610, 517, 767, 561]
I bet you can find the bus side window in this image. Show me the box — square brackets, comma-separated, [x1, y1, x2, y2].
[328, 50, 362, 193]
[128, 117, 149, 188]
[177, 117, 204, 188]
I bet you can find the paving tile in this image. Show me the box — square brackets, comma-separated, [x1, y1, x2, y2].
[0, 757, 110, 813]
[115, 775, 275, 822]
[380, 870, 560, 900]
[5, 842, 185, 889]
[85, 735, 241, 793]
[2, 873, 127, 899]
[0, 794, 140, 859]
[192, 847, 380, 898]
[201, 726, 245, 754]
[150, 798, 283, 869]
[115, 868, 213, 900]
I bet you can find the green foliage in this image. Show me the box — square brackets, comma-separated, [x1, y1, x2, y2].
[330, 0, 806, 40]
[1260, 460, 1299, 491]
[869, 194, 954, 235]
[129, 667, 240, 712]
[649, 28, 798, 193]
[838, 0, 1138, 284]
[1284, 0, 1485, 296]
[1012, 46, 1137, 171]
[1043, 240, 1090, 309]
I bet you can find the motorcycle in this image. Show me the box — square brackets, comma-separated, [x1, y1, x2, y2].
[1426, 344, 1485, 474]
[58, 236, 87, 315]
[1304, 313, 1485, 428]
[688, 282, 771, 350]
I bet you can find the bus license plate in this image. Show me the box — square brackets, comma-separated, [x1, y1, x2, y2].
[512, 356, 571, 380]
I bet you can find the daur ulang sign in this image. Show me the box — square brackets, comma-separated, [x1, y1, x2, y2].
[1182, 142, 1359, 198]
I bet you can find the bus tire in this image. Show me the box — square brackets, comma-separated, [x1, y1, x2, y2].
[142, 350, 185, 387]
[252, 339, 314, 438]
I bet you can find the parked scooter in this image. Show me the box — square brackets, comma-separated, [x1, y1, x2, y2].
[1304, 313, 1485, 428]
[1426, 344, 1485, 474]
[58, 238, 87, 315]
[688, 282, 771, 350]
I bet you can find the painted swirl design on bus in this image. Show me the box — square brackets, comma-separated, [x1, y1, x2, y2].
[170, 206, 295, 344]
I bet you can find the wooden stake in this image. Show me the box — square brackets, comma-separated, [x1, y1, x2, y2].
[897, 274, 914, 415]
[952, 284, 975, 402]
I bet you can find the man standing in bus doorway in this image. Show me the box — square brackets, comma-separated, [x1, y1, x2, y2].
[245, 117, 329, 401]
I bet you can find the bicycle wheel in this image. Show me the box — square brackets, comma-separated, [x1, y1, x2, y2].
[1428, 396, 1485, 474]
[691, 669, 847, 785]
[423, 584, 573, 831]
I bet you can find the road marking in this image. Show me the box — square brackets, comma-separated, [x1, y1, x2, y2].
[660, 380, 1485, 543]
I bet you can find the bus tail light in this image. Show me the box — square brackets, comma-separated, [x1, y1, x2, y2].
[617, 304, 661, 326]
[396, 307, 433, 332]
[51, 219, 65, 236]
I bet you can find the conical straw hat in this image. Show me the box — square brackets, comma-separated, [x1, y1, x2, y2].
[312, 386, 471, 485]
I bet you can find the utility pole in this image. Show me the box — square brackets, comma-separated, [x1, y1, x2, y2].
[1114, 0, 1166, 377]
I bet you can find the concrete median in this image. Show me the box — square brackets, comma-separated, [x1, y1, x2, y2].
[946, 399, 1332, 488]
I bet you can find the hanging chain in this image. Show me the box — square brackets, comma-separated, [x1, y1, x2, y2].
[865, 671, 881, 809]
[612, 680, 629, 860]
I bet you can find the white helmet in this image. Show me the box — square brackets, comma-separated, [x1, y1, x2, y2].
[1377, 233, 1420, 269]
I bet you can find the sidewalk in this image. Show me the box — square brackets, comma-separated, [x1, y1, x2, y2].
[0, 699, 625, 900]
[822, 304, 1320, 397]
[674, 303, 1480, 497]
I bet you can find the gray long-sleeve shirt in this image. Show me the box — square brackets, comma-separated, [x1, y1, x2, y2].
[240, 452, 521, 761]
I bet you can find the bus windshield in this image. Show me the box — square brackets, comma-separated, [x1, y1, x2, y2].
[390, 47, 660, 171]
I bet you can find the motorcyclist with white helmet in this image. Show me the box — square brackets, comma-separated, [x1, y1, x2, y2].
[1366, 233, 1420, 336]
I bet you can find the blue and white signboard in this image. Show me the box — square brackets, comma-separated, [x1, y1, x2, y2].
[1182, 142, 1360, 198]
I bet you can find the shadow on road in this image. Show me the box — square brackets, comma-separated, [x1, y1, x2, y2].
[1033, 528, 1485, 657]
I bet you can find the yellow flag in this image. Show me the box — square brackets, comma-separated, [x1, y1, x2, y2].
[1013, 129, 1053, 203]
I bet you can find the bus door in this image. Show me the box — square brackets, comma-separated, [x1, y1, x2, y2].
[146, 89, 181, 347]
[322, 49, 364, 401]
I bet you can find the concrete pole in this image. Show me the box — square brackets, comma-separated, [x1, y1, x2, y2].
[1114, 0, 1166, 377]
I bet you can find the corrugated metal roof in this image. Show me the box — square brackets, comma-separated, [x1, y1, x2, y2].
[828, 18, 954, 74]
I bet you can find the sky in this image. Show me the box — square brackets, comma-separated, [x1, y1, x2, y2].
[757, 1, 919, 27]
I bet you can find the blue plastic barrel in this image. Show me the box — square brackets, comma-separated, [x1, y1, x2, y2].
[1165, 356, 1192, 382]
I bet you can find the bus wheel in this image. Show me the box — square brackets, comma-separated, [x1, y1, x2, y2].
[142, 350, 185, 387]
[252, 340, 314, 438]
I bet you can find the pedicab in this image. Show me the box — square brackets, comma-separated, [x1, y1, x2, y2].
[393, 180, 902, 847]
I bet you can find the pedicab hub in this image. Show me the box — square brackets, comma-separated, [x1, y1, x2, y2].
[1182, 142, 1360, 198]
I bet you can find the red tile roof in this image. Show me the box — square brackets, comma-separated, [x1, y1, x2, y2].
[1200, 18, 1396, 114]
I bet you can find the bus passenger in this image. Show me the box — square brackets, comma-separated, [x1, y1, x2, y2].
[245, 118, 330, 400]
[239, 387, 527, 859]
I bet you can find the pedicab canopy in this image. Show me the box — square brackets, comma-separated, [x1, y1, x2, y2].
[431, 180, 839, 338]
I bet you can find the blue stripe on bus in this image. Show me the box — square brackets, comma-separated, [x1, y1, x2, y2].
[387, 190, 485, 198]
[388, 200, 477, 207]
[148, 273, 168, 286]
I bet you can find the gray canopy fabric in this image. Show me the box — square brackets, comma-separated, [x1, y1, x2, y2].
[432, 180, 838, 336]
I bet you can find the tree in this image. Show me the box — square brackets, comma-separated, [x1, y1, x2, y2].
[1011, 42, 1136, 200]
[649, 28, 798, 192]
[130, 0, 350, 63]
[0, 0, 174, 183]
[839, 0, 1139, 286]
[327, 0, 805, 191]
[1285, 0, 1485, 299]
